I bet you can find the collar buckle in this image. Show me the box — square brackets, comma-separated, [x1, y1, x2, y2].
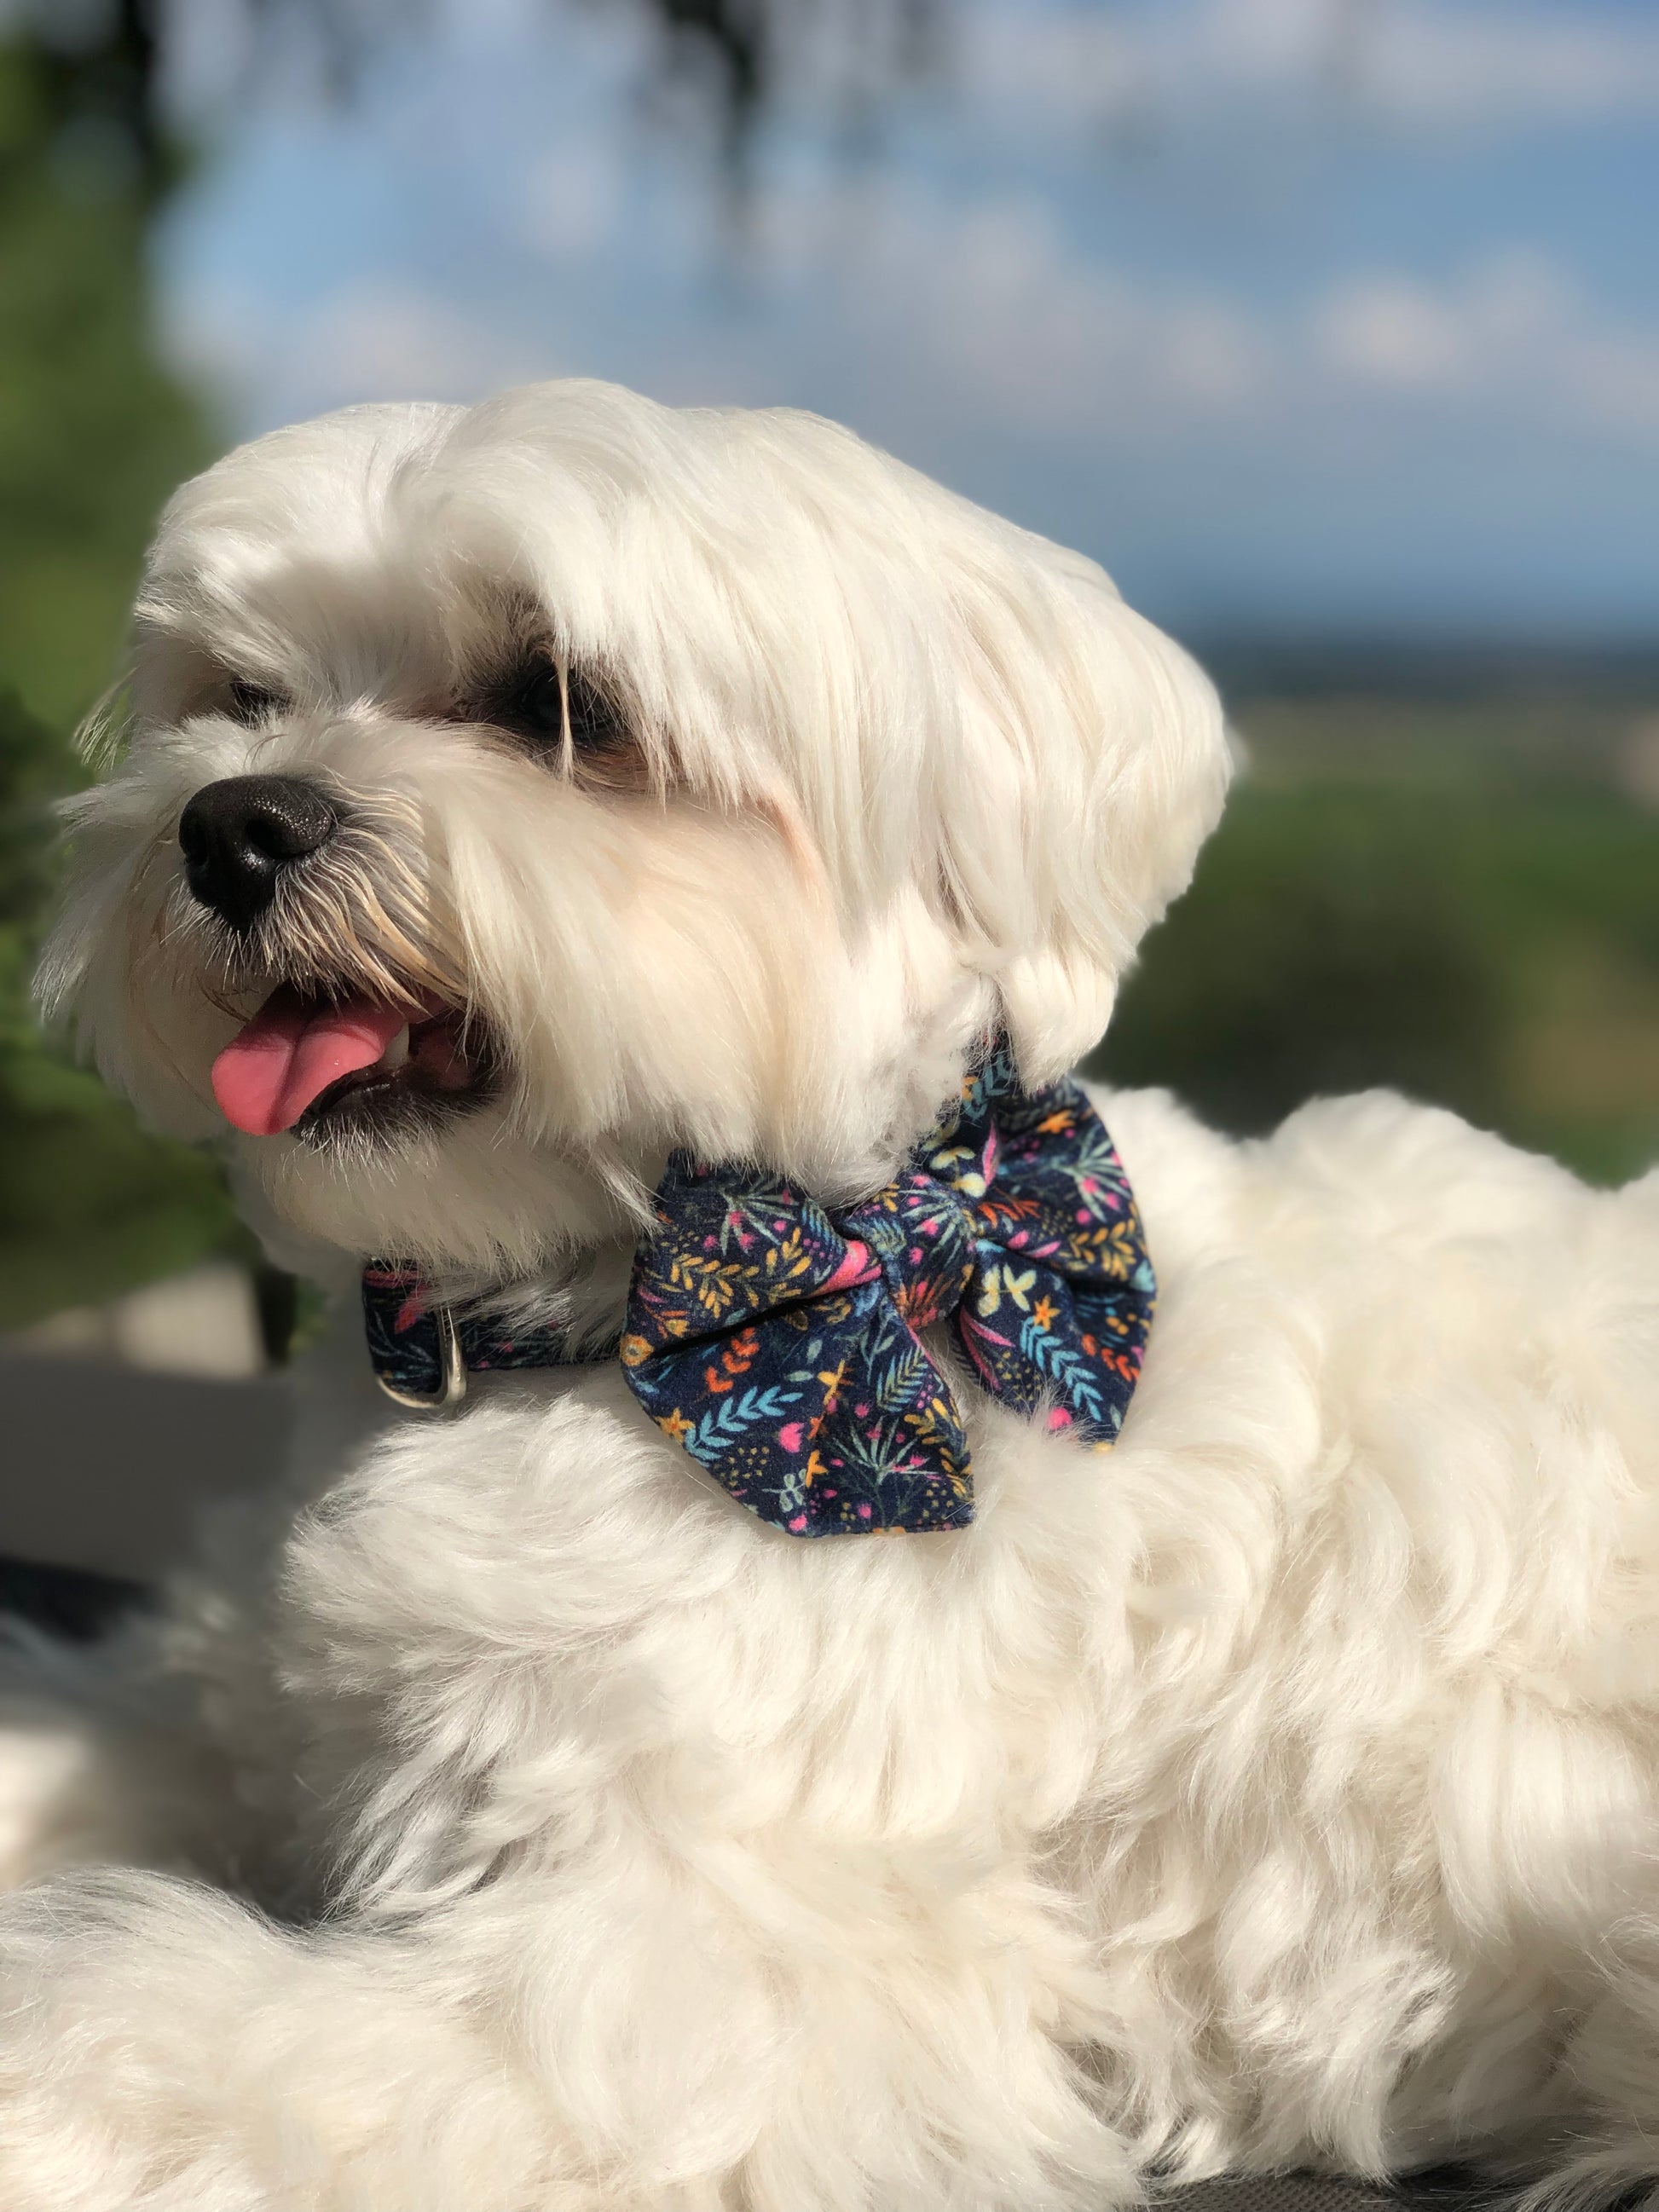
[374, 1303, 467, 1412]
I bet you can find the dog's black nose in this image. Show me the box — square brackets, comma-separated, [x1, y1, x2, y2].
[178, 774, 337, 931]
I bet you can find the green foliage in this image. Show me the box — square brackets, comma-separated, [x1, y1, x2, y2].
[0, 681, 237, 1331]
[0, 1036, 237, 1333]
[0, 26, 239, 1332]
[1094, 771, 1659, 1188]
[0, 36, 204, 731]
[1095, 784, 1510, 1136]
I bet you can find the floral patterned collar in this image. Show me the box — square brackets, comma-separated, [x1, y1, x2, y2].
[362, 1039, 1155, 1538]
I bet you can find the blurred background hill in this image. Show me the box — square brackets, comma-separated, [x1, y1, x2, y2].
[0, 0, 1655, 1365]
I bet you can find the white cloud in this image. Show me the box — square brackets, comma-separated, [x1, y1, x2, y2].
[962, 0, 1659, 141]
[168, 280, 562, 424]
[1312, 253, 1578, 393]
[1316, 276, 1476, 390]
[1312, 251, 1659, 436]
[727, 174, 1659, 459]
[738, 182, 1273, 442]
[175, 188, 1659, 474]
[1361, 3, 1659, 128]
[520, 142, 625, 261]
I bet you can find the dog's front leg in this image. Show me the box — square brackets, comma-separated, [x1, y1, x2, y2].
[0, 1867, 570, 2212]
[0, 1830, 1136, 2212]
[164, 1382, 1142, 2212]
[0, 1389, 1145, 2212]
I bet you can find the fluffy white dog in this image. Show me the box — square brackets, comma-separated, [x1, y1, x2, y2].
[4, 378, 1658, 2212]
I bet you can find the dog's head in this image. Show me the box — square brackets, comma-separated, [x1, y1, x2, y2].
[42, 379, 1228, 1279]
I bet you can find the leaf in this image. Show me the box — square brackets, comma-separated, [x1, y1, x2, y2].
[1017, 1316, 1109, 1424]
[684, 1383, 805, 1462]
[872, 1341, 931, 1413]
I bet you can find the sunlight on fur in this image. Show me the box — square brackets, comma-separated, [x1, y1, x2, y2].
[2, 378, 1656, 2211]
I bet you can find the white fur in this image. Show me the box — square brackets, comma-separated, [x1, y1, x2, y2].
[5, 378, 1657, 2210]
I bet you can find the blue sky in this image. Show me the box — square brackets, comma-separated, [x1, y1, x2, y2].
[159, 0, 1659, 643]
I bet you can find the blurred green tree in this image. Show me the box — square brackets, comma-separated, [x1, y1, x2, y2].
[0, 7, 205, 727]
[0, 7, 238, 1330]
[1093, 787, 1511, 1138]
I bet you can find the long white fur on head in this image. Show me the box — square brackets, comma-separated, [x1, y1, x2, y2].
[41, 378, 1229, 1271]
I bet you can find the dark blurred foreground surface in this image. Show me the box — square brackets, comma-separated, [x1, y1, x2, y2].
[0, 1349, 291, 1580]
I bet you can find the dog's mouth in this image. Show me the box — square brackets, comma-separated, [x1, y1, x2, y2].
[211, 985, 495, 1144]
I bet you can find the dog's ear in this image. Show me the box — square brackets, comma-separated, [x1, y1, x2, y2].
[932, 531, 1231, 1085]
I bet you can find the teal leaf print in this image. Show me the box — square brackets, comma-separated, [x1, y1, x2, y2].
[682, 1384, 806, 1464]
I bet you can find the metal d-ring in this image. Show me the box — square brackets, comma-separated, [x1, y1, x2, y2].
[374, 1303, 468, 1412]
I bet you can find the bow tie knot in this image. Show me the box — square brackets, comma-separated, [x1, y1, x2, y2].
[834, 1172, 976, 1331]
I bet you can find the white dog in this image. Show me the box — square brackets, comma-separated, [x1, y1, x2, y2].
[4, 378, 1658, 2212]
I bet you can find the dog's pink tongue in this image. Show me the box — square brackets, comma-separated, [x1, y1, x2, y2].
[211, 987, 408, 1136]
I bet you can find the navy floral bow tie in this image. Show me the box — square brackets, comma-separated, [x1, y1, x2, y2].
[363, 1039, 1154, 1538]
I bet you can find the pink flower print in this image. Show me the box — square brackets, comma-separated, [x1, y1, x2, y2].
[853, 1402, 870, 1418]
[1046, 1406, 1073, 1432]
[778, 1423, 805, 1453]
[789, 1513, 808, 1533]
[821, 1240, 874, 1295]
[857, 1503, 872, 1521]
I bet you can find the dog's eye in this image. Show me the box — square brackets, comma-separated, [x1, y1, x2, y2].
[508, 664, 565, 738]
[225, 679, 283, 725]
[489, 659, 627, 758]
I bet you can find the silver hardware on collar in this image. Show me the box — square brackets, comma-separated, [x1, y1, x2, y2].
[375, 1304, 467, 1412]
